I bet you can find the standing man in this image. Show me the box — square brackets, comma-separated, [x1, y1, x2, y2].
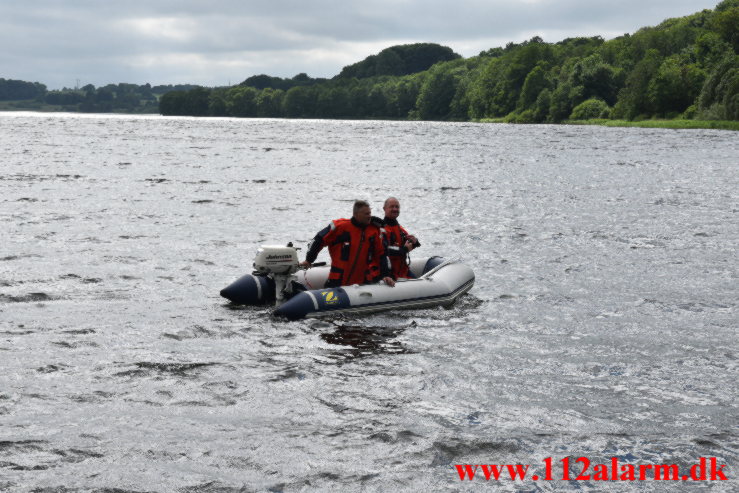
[301, 200, 395, 287]
[382, 197, 420, 279]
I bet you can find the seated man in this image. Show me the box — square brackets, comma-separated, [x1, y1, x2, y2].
[301, 200, 395, 287]
[381, 197, 420, 279]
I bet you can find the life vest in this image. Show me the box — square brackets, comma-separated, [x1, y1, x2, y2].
[306, 217, 386, 287]
[382, 218, 416, 279]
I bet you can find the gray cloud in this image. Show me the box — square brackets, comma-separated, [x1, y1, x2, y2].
[0, 0, 721, 89]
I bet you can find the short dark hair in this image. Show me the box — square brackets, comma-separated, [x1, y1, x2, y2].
[353, 200, 370, 214]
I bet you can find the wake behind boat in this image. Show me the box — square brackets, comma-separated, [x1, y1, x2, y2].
[220, 244, 475, 320]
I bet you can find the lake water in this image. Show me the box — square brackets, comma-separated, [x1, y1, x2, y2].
[1, 112, 737, 492]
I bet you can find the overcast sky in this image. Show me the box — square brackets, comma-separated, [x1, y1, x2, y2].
[0, 0, 722, 89]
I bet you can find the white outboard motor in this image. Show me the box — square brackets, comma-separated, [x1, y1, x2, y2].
[252, 244, 300, 305]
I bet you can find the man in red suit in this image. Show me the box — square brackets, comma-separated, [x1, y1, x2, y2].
[301, 200, 395, 287]
[381, 197, 420, 279]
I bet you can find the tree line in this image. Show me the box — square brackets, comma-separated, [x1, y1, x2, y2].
[0, 80, 199, 113]
[160, 1, 738, 122]
[0, 78, 47, 101]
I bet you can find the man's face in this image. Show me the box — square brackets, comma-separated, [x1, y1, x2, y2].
[383, 199, 400, 220]
[354, 206, 372, 226]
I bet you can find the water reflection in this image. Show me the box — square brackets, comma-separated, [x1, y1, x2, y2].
[319, 321, 415, 360]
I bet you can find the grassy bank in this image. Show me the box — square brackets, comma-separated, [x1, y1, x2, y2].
[564, 119, 739, 131]
[474, 118, 738, 131]
[475, 118, 505, 123]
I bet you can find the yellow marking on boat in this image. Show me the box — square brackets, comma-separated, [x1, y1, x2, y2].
[322, 291, 338, 304]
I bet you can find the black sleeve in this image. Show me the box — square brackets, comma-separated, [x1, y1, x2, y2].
[403, 230, 420, 248]
[305, 225, 331, 263]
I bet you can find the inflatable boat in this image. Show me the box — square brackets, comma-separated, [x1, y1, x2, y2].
[220, 244, 475, 320]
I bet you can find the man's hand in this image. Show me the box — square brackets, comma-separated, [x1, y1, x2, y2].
[383, 276, 396, 287]
[299, 261, 311, 269]
[406, 235, 418, 250]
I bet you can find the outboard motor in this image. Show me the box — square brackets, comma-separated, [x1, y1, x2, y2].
[220, 243, 301, 306]
[252, 244, 300, 305]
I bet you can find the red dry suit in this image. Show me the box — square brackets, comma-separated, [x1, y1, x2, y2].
[305, 217, 390, 287]
[382, 217, 420, 279]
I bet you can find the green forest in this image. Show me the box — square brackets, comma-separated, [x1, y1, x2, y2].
[0, 80, 198, 113]
[2, 1, 737, 125]
[159, 1, 738, 124]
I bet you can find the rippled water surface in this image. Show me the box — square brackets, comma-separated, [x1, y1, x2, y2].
[1, 113, 737, 492]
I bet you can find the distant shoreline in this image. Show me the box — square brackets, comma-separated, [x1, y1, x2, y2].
[2, 106, 737, 131]
[477, 118, 739, 131]
[0, 100, 158, 115]
[563, 119, 739, 131]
